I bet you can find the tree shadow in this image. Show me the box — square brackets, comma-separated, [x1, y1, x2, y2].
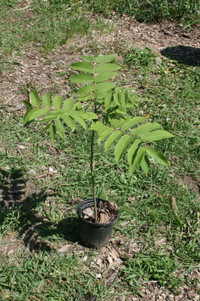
[57, 217, 81, 243]
[0, 168, 26, 208]
[0, 167, 80, 252]
[160, 45, 200, 66]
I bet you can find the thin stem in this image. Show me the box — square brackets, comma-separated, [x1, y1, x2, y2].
[90, 129, 97, 223]
[91, 64, 98, 223]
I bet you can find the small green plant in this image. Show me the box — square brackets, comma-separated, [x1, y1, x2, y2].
[23, 54, 174, 223]
[124, 47, 156, 67]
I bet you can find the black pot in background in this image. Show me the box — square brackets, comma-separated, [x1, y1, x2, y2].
[77, 198, 119, 249]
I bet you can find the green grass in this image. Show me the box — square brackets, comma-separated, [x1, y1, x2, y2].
[84, 0, 200, 27]
[0, 48, 200, 297]
[0, 252, 109, 300]
[0, 0, 199, 62]
[0, 0, 91, 56]
[122, 47, 200, 176]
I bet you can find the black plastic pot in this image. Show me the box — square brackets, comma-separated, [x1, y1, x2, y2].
[77, 198, 119, 249]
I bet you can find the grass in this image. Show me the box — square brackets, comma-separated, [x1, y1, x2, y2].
[0, 252, 109, 300]
[0, 0, 92, 56]
[0, 0, 199, 61]
[0, 1, 200, 300]
[0, 47, 200, 298]
[84, 0, 200, 27]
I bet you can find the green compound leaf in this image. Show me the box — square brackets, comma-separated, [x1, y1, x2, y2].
[98, 128, 113, 143]
[44, 109, 64, 121]
[90, 121, 103, 131]
[42, 92, 52, 108]
[24, 108, 37, 126]
[96, 124, 109, 137]
[63, 99, 74, 111]
[140, 155, 150, 175]
[30, 91, 41, 108]
[23, 100, 32, 109]
[111, 118, 127, 128]
[115, 134, 134, 164]
[96, 82, 116, 92]
[96, 90, 108, 100]
[127, 139, 142, 167]
[94, 55, 116, 63]
[104, 130, 122, 150]
[82, 112, 98, 121]
[113, 92, 120, 106]
[141, 130, 174, 142]
[120, 92, 126, 107]
[96, 63, 121, 73]
[62, 116, 75, 132]
[54, 118, 65, 139]
[130, 147, 146, 173]
[49, 123, 56, 143]
[94, 72, 118, 83]
[28, 108, 49, 122]
[130, 122, 162, 136]
[121, 117, 145, 131]
[79, 55, 96, 62]
[116, 106, 126, 115]
[77, 85, 94, 96]
[105, 94, 112, 111]
[146, 147, 169, 166]
[70, 62, 94, 73]
[53, 95, 63, 109]
[70, 112, 86, 129]
[74, 102, 83, 110]
[70, 73, 93, 83]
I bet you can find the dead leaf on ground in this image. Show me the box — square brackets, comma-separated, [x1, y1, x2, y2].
[82, 200, 119, 224]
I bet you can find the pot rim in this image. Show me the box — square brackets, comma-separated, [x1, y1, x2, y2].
[77, 198, 119, 227]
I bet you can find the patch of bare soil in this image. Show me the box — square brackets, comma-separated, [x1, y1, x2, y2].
[176, 174, 200, 202]
[0, 15, 199, 111]
[0, 232, 27, 264]
[57, 237, 200, 301]
[178, 175, 200, 193]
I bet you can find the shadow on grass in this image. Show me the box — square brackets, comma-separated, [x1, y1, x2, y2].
[161, 45, 200, 66]
[0, 167, 80, 252]
[57, 217, 80, 243]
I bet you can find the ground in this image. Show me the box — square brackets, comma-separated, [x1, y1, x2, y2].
[1, 15, 200, 111]
[0, 12, 200, 301]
